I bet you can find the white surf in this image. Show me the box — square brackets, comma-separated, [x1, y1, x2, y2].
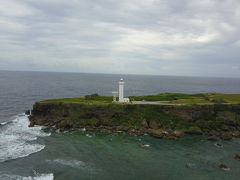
[0, 114, 50, 162]
[0, 173, 54, 180]
[46, 159, 86, 168]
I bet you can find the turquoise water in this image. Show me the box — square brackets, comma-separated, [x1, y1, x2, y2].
[0, 116, 239, 180]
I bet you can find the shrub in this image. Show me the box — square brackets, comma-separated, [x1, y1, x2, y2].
[211, 97, 226, 103]
[85, 94, 99, 100]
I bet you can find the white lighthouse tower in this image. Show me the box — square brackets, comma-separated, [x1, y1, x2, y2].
[118, 78, 129, 103]
[119, 78, 124, 102]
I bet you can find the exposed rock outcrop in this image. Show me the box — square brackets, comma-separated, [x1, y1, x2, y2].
[29, 102, 240, 139]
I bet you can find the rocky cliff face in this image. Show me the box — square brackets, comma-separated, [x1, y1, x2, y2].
[29, 102, 240, 140]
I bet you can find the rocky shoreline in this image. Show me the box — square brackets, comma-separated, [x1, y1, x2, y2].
[29, 120, 240, 141]
[28, 102, 240, 141]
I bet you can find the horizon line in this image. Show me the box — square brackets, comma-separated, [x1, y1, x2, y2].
[0, 69, 239, 79]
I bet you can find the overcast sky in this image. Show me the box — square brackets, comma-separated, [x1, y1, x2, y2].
[0, 0, 240, 77]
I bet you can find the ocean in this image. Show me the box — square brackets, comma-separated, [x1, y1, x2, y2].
[0, 70, 240, 180]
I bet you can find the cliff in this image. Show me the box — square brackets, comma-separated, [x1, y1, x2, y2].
[29, 101, 240, 140]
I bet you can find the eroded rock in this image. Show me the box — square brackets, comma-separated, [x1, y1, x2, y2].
[149, 120, 158, 129]
[234, 154, 240, 160]
[219, 163, 230, 171]
[147, 129, 165, 138]
[220, 132, 232, 141]
[184, 126, 203, 135]
[207, 136, 220, 141]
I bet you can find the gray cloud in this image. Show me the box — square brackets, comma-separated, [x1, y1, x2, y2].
[0, 0, 240, 77]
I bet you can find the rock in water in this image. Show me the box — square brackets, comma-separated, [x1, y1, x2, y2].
[208, 136, 220, 141]
[28, 122, 34, 127]
[147, 129, 165, 138]
[219, 163, 230, 171]
[234, 154, 240, 160]
[185, 163, 195, 168]
[140, 144, 150, 148]
[80, 128, 86, 132]
[214, 143, 223, 148]
[86, 133, 94, 138]
[25, 110, 31, 115]
[173, 130, 184, 137]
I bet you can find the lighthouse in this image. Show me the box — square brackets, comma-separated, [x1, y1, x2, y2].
[119, 78, 124, 102]
[118, 78, 129, 103]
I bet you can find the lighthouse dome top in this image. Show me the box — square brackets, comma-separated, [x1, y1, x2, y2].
[120, 78, 123, 81]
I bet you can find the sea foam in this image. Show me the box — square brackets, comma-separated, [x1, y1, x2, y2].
[0, 114, 50, 162]
[0, 173, 54, 180]
[46, 159, 86, 168]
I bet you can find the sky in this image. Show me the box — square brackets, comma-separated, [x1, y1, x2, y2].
[0, 0, 240, 77]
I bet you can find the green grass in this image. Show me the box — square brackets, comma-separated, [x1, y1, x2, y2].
[40, 97, 112, 105]
[166, 98, 212, 104]
[129, 93, 205, 101]
[204, 93, 240, 103]
[130, 93, 240, 104]
[40, 93, 240, 105]
[40, 94, 113, 105]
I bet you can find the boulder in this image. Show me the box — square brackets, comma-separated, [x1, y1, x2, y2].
[25, 110, 31, 115]
[28, 122, 34, 127]
[207, 136, 220, 141]
[56, 121, 72, 130]
[220, 132, 232, 140]
[218, 163, 230, 171]
[232, 132, 240, 138]
[141, 119, 149, 128]
[220, 125, 231, 132]
[234, 154, 240, 160]
[173, 130, 184, 137]
[116, 125, 130, 131]
[149, 120, 158, 129]
[214, 143, 223, 148]
[184, 126, 203, 135]
[167, 135, 178, 140]
[147, 129, 165, 138]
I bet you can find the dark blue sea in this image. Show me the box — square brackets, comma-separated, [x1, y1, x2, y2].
[0, 70, 240, 180]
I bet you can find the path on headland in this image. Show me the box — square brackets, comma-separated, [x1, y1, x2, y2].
[131, 101, 221, 105]
[132, 101, 170, 105]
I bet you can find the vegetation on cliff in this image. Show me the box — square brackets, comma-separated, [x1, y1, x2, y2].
[130, 93, 240, 104]
[30, 93, 240, 140]
[41, 94, 112, 104]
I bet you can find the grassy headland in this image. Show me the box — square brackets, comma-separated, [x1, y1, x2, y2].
[41, 94, 112, 104]
[40, 93, 240, 105]
[30, 93, 240, 140]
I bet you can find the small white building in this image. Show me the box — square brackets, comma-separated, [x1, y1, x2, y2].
[111, 91, 118, 102]
[118, 78, 130, 103]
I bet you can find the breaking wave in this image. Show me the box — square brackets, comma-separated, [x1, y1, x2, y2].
[0, 173, 54, 180]
[0, 114, 50, 162]
[46, 159, 86, 168]
[46, 158, 101, 174]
